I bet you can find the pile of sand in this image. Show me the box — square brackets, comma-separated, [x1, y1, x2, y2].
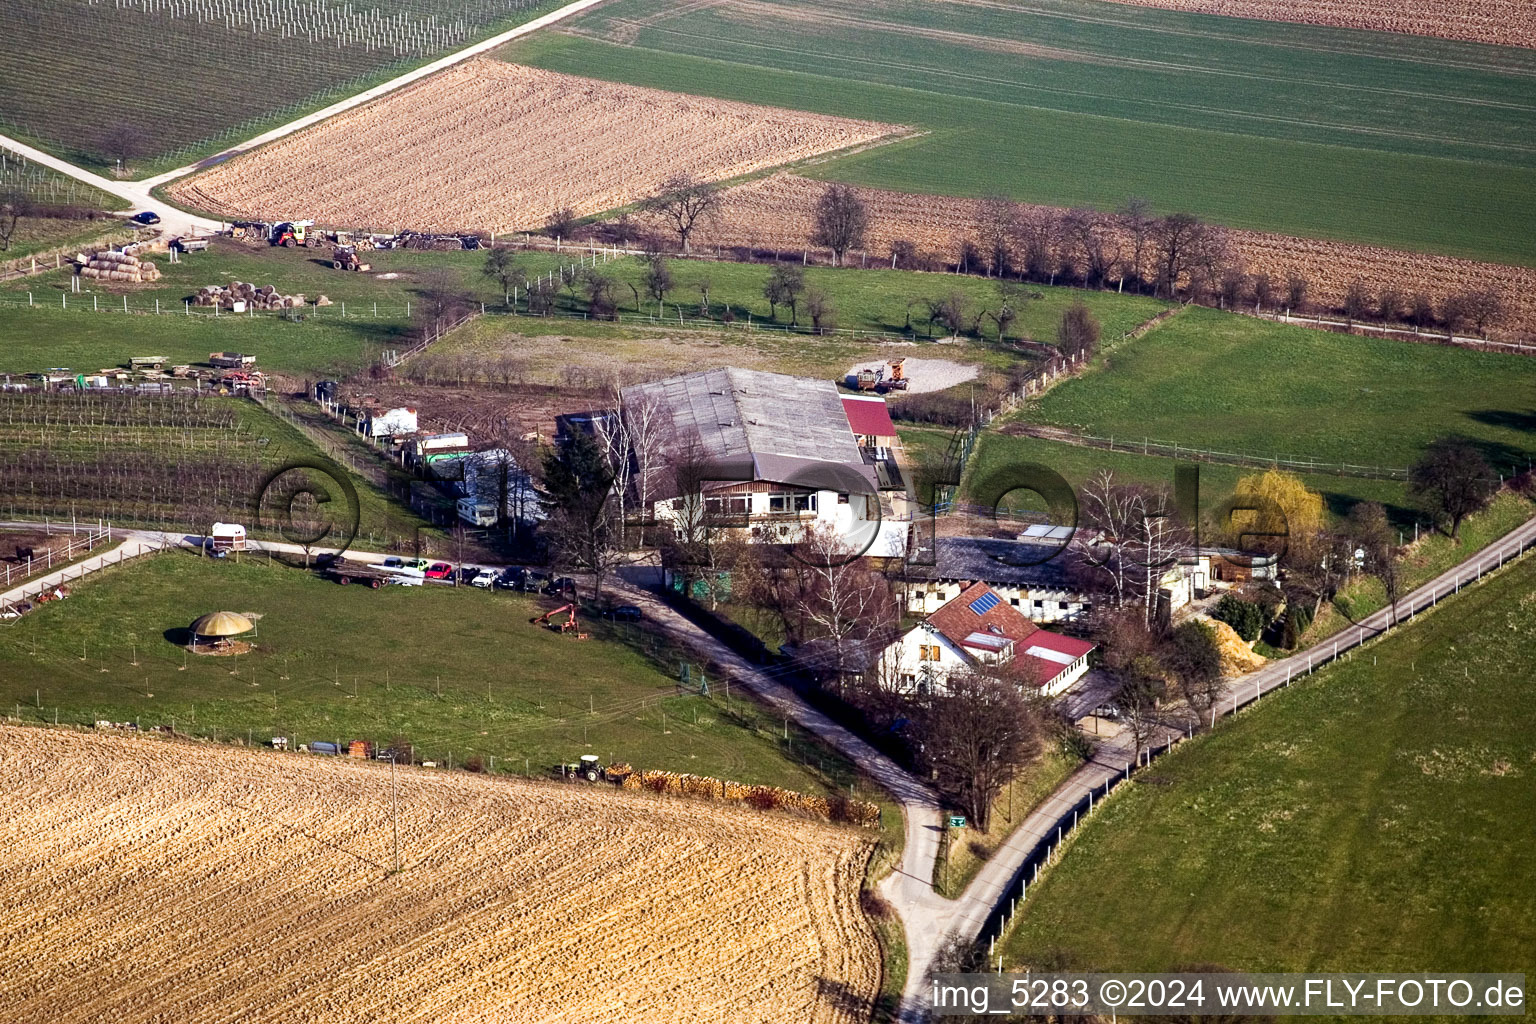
[1202, 617, 1268, 674]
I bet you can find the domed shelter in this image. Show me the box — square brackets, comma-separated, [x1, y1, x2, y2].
[189, 611, 255, 653]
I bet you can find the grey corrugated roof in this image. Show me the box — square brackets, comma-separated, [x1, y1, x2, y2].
[623, 368, 872, 488]
[902, 536, 1090, 591]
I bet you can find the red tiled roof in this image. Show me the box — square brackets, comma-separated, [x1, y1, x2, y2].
[926, 581, 1039, 649]
[1021, 631, 1096, 660]
[926, 581, 1095, 689]
[841, 395, 897, 438]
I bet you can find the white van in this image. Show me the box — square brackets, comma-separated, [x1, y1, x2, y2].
[456, 497, 497, 527]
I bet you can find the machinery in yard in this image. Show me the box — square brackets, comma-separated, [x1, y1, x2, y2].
[530, 603, 588, 638]
[561, 755, 632, 783]
[269, 220, 315, 247]
[331, 245, 371, 272]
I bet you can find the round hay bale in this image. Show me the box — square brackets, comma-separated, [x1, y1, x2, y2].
[315, 295, 332, 306]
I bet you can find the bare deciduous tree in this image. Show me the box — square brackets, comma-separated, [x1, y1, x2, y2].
[1286, 274, 1309, 313]
[98, 123, 147, 172]
[640, 172, 722, 253]
[978, 195, 1020, 278]
[810, 183, 869, 266]
[581, 267, 618, 320]
[910, 667, 1043, 831]
[546, 206, 579, 240]
[1118, 196, 1154, 293]
[1016, 207, 1061, 283]
[805, 287, 836, 334]
[1056, 300, 1101, 360]
[1251, 272, 1275, 311]
[779, 522, 897, 683]
[1164, 619, 1223, 728]
[1076, 470, 1188, 624]
[642, 253, 673, 315]
[481, 246, 520, 304]
[764, 263, 805, 325]
[1151, 213, 1203, 298]
[1064, 207, 1121, 288]
[0, 189, 29, 251]
[1409, 437, 1498, 539]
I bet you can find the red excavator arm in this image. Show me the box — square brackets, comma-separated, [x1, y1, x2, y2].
[531, 603, 575, 627]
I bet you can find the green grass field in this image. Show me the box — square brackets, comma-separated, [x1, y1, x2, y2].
[1002, 550, 1536, 976]
[0, 0, 565, 173]
[906, 427, 1417, 523]
[503, 0, 1536, 266]
[1029, 307, 1536, 472]
[0, 239, 1169, 380]
[0, 553, 892, 808]
[0, 306, 408, 381]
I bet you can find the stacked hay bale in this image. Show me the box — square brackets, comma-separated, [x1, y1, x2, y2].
[191, 281, 311, 310]
[77, 250, 161, 284]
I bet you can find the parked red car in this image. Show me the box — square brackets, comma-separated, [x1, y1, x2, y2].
[424, 562, 454, 580]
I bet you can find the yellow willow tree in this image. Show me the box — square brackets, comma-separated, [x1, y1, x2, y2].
[1228, 468, 1325, 549]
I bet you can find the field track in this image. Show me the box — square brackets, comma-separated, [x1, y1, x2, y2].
[0, 726, 879, 1024]
[1098, 0, 1536, 50]
[700, 173, 1536, 339]
[167, 61, 903, 234]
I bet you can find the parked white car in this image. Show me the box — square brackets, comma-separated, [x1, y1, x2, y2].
[469, 567, 497, 588]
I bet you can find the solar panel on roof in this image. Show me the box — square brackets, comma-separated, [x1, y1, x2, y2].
[968, 591, 1000, 615]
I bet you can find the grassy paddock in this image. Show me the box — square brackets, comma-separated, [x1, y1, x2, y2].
[1031, 307, 1536, 472]
[505, 3, 1536, 266]
[1002, 551, 1536, 976]
[0, 239, 1168, 381]
[0, 553, 894, 808]
[941, 429, 1416, 523]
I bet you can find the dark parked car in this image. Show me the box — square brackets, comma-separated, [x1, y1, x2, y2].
[520, 570, 548, 593]
[495, 567, 526, 590]
[546, 576, 576, 596]
[131, 211, 161, 225]
[603, 605, 643, 622]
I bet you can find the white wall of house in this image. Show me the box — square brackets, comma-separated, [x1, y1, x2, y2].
[658, 485, 880, 546]
[1027, 646, 1092, 696]
[876, 625, 972, 694]
[901, 580, 1092, 623]
[874, 622, 1090, 696]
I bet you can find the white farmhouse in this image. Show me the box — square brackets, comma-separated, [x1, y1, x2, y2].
[622, 368, 899, 554]
[876, 581, 1095, 697]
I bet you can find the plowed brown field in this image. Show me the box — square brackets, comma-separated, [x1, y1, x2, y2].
[167, 60, 903, 234]
[1098, 0, 1535, 49]
[0, 726, 880, 1024]
[698, 173, 1536, 338]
